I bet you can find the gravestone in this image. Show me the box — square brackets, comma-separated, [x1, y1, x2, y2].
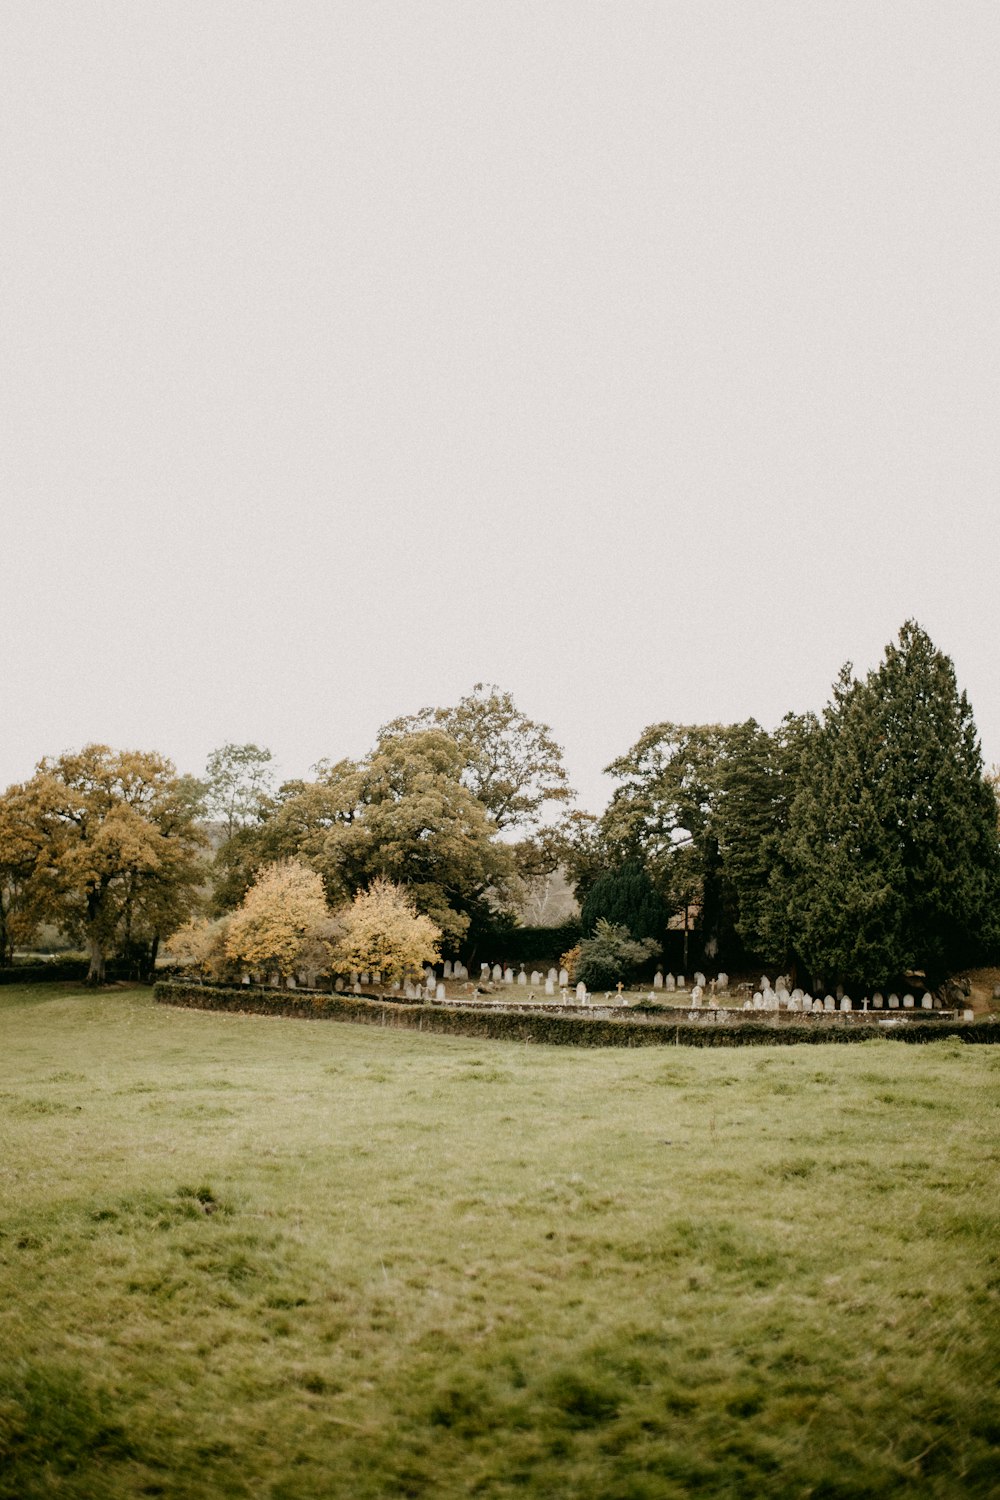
[752, 992, 764, 1010]
[545, 977, 555, 996]
[404, 982, 415, 999]
[788, 993, 800, 1011]
[775, 975, 788, 995]
[559, 967, 569, 986]
[504, 967, 514, 984]
[481, 962, 490, 975]
[743, 998, 753, 1010]
[963, 1008, 975, 1021]
[361, 973, 370, 985]
[436, 983, 445, 1001]
[443, 960, 452, 978]
[717, 972, 729, 991]
[902, 993, 915, 1009]
[677, 975, 686, 990]
[694, 971, 707, 989]
[492, 964, 502, 982]
[873, 992, 884, 1008]
[548, 968, 558, 982]
[888, 993, 900, 1009]
[353, 982, 361, 995]
[802, 995, 813, 1012]
[665, 973, 676, 992]
[840, 996, 851, 1011]
[653, 970, 663, 989]
[760, 976, 771, 993]
[517, 969, 527, 986]
[576, 981, 587, 1003]
[391, 979, 401, 991]
[286, 977, 296, 989]
[690, 986, 703, 1007]
[921, 994, 933, 1009]
[350, 972, 359, 986]
[530, 971, 541, 986]
[824, 995, 835, 1013]
[334, 977, 345, 992]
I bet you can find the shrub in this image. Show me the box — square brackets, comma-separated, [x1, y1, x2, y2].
[575, 921, 660, 990]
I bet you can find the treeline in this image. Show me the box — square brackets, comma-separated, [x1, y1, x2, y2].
[1, 627, 998, 989]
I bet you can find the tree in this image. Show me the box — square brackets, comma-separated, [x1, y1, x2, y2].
[4, 746, 206, 983]
[164, 915, 232, 981]
[579, 860, 665, 943]
[0, 781, 52, 964]
[712, 714, 817, 969]
[574, 919, 660, 991]
[330, 879, 441, 987]
[781, 622, 1000, 987]
[224, 860, 335, 981]
[380, 683, 572, 832]
[203, 743, 276, 842]
[248, 731, 514, 946]
[600, 723, 737, 956]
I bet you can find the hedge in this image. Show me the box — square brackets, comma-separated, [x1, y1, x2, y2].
[468, 921, 582, 969]
[0, 960, 134, 985]
[152, 982, 999, 1048]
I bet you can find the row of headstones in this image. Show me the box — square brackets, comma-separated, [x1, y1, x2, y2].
[653, 970, 729, 992]
[743, 985, 939, 1013]
[481, 963, 573, 996]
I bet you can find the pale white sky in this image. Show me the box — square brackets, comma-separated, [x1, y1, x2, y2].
[3, 2, 998, 815]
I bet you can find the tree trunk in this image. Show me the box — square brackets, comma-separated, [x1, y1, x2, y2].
[86, 933, 106, 985]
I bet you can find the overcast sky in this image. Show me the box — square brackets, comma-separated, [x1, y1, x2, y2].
[3, 2, 998, 815]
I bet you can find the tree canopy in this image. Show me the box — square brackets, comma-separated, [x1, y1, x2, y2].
[330, 878, 441, 986]
[0, 746, 205, 981]
[380, 683, 572, 832]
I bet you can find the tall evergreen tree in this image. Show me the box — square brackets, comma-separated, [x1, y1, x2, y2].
[782, 622, 999, 986]
[579, 860, 666, 943]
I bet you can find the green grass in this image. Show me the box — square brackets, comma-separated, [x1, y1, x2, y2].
[1, 985, 998, 1498]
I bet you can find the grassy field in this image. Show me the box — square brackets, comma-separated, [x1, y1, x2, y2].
[1, 985, 998, 1498]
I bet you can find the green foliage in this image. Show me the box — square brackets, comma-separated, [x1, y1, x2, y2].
[203, 742, 275, 842]
[472, 920, 582, 968]
[579, 860, 665, 942]
[781, 622, 1000, 986]
[574, 920, 660, 990]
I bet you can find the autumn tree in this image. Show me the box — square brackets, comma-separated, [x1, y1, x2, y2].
[223, 860, 335, 981]
[164, 915, 232, 981]
[4, 746, 206, 983]
[241, 731, 513, 946]
[781, 622, 1000, 987]
[330, 878, 441, 987]
[0, 783, 48, 964]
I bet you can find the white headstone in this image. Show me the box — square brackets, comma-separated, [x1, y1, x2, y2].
[743, 998, 752, 1010]
[690, 985, 703, 1006]
[559, 968, 569, 986]
[492, 964, 502, 982]
[802, 995, 813, 1012]
[576, 981, 587, 1003]
[404, 982, 415, 999]
[824, 995, 835, 1012]
[921, 994, 933, 1009]
[665, 973, 676, 992]
[903, 993, 915, 1009]
[760, 976, 771, 992]
[775, 975, 788, 995]
[963, 1008, 974, 1021]
[481, 962, 490, 975]
[717, 972, 729, 991]
[840, 996, 851, 1011]
[334, 976, 345, 992]
[888, 993, 899, 1008]
[752, 992, 764, 1010]
[653, 969, 663, 989]
[788, 993, 801, 1011]
[517, 969, 527, 986]
[694, 971, 706, 989]
[547, 967, 557, 982]
[436, 983, 445, 1001]
[873, 992, 884, 1008]
[677, 975, 686, 990]
[391, 979, 401, 991]
[530, 971, 541, 985]
[545, 977, 555, 995]
[350, 971, 359, 986]
[443, 960, 452, 978]
[353, 982, 362, 995]
[504, 967, 514, 984]
[361, 972, 370, 985]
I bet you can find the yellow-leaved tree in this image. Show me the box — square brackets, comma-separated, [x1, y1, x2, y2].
[163, 915, 232, 981]
[224, 860, 335, 982]
[330, 878, 441, 988]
